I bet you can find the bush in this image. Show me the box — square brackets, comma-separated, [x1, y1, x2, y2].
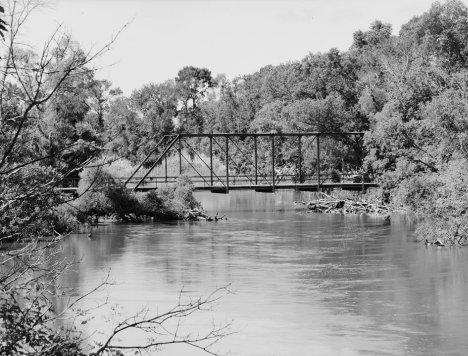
[330, 169, 341, 183]
[51, 204, 82, 234]
[395, 158, 468, 245]
[105, 186, 143, 221]
[137, 190, 176, 219]
[416, 217, 468, 246]
[66, 168, 201, 223]
[172, 176, 201, 211]
[0, 164, 64, 241]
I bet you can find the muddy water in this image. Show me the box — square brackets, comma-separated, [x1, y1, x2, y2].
[57, 191, 468, 356]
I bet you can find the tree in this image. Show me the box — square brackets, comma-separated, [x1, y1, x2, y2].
[129, 80, 176, 162]
[202, 74, 251, 134]
[352, 20, 392, 49]
[400, 0, 468, 71]
[89, 284, 233, 355]
[175, 66, 215, 133]
[361, 1, 468, 244]
[0, 0, 113, 240]
[104, 96, 142, 162]
[87, 79, 122, 128]
[261, 62, 303, 102]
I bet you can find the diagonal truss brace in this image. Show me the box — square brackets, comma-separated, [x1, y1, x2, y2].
[129, 135, 180, 191]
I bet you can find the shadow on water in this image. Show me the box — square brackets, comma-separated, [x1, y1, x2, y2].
[55, 190, 468, 356]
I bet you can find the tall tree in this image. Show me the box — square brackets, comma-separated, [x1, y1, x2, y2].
[201, 74, 252, 133]
[175, 66, 215, 132]
[87, 78, 122, 128]
[400, 0, 468, 71]
[128, 80, 177, 162]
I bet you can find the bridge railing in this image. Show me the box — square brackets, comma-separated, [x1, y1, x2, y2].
[122, 173, 362, 189]
[60, 172, 370, 192]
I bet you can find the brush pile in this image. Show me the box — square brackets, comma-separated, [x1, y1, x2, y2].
[183, 208, 227, 221]
[295, 197, 390, 217]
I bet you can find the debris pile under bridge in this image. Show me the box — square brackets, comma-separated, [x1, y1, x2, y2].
[295, 198, 390, 217]
[183, 209, 227, 221]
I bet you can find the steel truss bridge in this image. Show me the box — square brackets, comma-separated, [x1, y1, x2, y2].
[124, 132, 378, 193]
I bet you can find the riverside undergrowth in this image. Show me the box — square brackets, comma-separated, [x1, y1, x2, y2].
[56, 166, 202, 233]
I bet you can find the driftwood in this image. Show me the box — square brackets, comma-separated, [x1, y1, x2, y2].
[295, 198, 390, 218]
[183, 208, 227, 222]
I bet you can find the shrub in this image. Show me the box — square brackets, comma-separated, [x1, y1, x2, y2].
[67, 167, 200, 223]
[0, 164, 63, 241]
[396, 158, 468, 245]
[105, 186, 142, 221]
[173, 176, 201, 211]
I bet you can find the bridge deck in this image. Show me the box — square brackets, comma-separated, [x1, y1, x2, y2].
[59, 182, 377, 194]
[130, 183, 378, 193]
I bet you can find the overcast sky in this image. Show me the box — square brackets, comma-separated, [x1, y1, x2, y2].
[22, 0, 464, 95]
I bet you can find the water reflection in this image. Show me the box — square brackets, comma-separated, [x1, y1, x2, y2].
[56, 191, 468, 356]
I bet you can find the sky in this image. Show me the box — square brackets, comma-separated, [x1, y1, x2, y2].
[19, 0, 467, 95]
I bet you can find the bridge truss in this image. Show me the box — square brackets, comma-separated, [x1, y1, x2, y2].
[124, 132, 378, 193]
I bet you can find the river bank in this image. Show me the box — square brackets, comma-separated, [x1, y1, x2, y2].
[294, 191, 468, 247]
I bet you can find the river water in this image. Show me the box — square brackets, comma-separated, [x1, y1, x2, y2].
[57, 191, 468, 356]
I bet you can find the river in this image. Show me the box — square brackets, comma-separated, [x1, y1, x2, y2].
[57, 191, 468, 356]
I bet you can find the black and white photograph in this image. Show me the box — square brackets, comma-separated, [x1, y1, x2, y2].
[1, 0, 468, 355]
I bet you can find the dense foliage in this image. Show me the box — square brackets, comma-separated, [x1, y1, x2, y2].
[72, 169, 201, 223]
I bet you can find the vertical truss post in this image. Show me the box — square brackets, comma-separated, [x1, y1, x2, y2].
[360, 134, 365, 193]
[316, 134, 321, 191]
[225, 136, 229, 193]
[298, 135, 302, 184]
[271, 135, 275, 191]
[164, 154, 167, 183]
[178, 136, 182, 175]
[254, 136, 258, 185]
[340, 139, 344, 189]
[210, 136, 213, 186]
